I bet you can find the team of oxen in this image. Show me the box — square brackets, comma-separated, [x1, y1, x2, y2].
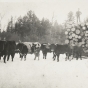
[0, 40, 84, 63]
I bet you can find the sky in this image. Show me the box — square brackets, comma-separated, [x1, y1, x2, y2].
[0, 0, 88, 31]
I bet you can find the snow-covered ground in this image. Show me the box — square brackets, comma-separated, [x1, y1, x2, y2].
[0, 51, 88, 88]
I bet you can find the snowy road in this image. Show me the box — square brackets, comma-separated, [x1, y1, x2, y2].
[0, 52, 88, 88]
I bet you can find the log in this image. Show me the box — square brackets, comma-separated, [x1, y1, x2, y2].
[71, 28, 75, 31]
[69, 32, 72, 35]
[86, 31, 88, 33]
[72, 33, 75, 37]
[69, 36, 73, 39]
[65, 31, 68, 35]
[65, 39, 69, 44]
[75, 35, 78, 38]
[85, 34, 87, 36]
[78, 36, 81, 39]
[86, 44, 88, 47]
[73, 38, 76, 41]
[85, 33, 88, 37]
[83, 27, 86, 30]
[75, 29, 80, 34]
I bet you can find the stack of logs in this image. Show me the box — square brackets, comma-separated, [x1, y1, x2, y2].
[65, 21, 88, 49]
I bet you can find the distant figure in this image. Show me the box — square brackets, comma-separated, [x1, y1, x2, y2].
[76, 8, 82, 23]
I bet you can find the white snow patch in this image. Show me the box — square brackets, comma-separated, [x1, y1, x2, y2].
[0, 52, 88, 88]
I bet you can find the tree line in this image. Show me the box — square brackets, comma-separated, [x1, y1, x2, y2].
[0, 10, 66, 44]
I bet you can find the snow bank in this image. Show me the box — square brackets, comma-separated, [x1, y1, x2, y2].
[0, 53, 88, 88]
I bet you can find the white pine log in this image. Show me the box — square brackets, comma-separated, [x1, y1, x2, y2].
[72, 33, 75, 37]
[75, 29, 80, 34]
[71, 28, 75, 31]
[83, 26, 86, 30]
